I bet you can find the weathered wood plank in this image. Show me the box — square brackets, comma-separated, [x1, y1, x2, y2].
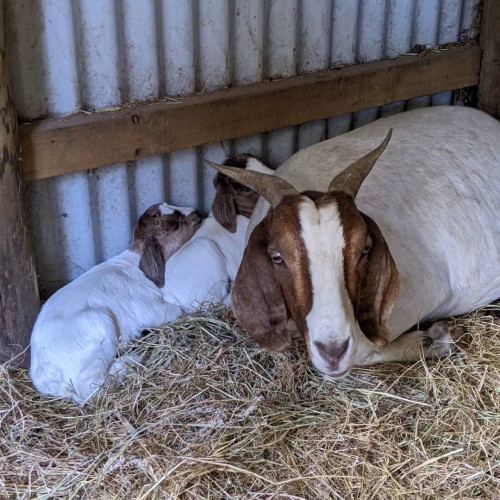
[478, 0, 500, 118]
[20, 44, 481, 182]
[0, 0, 40, 368]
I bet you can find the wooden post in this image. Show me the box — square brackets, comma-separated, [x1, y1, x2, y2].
[0, 0, 39, 368]
[478, 0, 500, 118]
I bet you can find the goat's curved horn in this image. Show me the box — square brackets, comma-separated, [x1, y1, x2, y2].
[328, 128, 393, 198]
[206, 160, 298, 208]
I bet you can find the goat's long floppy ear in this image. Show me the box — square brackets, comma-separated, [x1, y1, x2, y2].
[231, 218, 291, 352]
[139, 239, 166, 288]
[356, 214, 399, 345]
[206, 161, 298, 208]
[211, 175, 237, 232]
[328, 128, 392, 198]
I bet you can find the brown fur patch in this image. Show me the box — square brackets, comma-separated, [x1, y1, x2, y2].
[268, 197, 313, 334]
[131, 205, 202, 287]
[211, 154, 262, 232]
[331, 192, 370, 311]
[334, 192, 399, 345]
[231, 215, 291, 352]
[232, 195, 315, 351]
[130, 206, 163, 252]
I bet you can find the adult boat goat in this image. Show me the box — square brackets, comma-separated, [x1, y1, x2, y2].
[208, 106, 500, 378]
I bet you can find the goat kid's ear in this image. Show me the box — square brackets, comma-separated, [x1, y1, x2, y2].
[139, 238, 166, 288]
[356, 215, 400, 345]
[206, 160, 297, 209]
[211, 177, 237, 233]
[231, 218, 291, 352]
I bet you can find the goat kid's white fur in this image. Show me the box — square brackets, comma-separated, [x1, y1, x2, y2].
[161, 215, 247, 307]
[30, 203, 200, 404]
[243, 106, 500, 376]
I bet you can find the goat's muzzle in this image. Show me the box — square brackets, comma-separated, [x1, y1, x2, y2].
[311, 339, 352, 378]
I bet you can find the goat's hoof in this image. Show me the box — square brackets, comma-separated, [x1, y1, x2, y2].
[420, 321, 456, 358]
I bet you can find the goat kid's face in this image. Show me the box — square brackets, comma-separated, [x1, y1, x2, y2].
[210, 130, 399, 378]
[132, 203, 202, 287]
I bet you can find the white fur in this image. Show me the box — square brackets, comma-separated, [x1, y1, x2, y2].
[247, 106, 500, 374]
[299, 200, 357, 374]
[159, 205, 197, 216]
[162, 215, 249, 309]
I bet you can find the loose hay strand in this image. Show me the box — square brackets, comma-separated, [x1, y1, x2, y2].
[1, 304, 499, 499]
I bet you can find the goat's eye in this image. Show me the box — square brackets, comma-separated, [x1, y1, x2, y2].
[171, 211, 185, 229]
[361, 236, 373, 256]
[270, 251, 283, 265]
[173, 218, 184, 230]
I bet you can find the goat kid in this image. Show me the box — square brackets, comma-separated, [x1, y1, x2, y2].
[30, 204, 202, 403]
[162, 154, 274, 310]
[208, 106, 500, 378]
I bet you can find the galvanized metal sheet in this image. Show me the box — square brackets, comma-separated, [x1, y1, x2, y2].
[5, 0, 481, 296]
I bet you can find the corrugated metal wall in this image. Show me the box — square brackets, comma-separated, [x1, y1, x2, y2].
[5, 0, 481, 297]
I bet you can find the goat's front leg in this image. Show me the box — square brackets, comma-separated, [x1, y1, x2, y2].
[353, 322, 456, 366]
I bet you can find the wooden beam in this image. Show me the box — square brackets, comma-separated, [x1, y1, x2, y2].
[0, 0, 40, 368]
[478, 0, 500, 118]
[20, 44, 481, 182]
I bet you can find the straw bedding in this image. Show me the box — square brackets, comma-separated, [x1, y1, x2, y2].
[1, 304, 499, 499]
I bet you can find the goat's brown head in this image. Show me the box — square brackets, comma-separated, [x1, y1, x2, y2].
[131, 203, 202, 287]
[211, 154, 271, 233]
[207, 130, 399, 378]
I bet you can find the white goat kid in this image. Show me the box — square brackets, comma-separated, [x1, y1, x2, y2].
[209, 106, 500, 378]
[162, 155, 274, 310]
[30, 204, 202, 403]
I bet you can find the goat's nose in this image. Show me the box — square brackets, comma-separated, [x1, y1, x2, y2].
[314, 339, 350, 364]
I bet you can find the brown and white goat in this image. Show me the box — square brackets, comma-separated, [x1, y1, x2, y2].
[30, 204, 201, 403]
[208, 106, 500, 378]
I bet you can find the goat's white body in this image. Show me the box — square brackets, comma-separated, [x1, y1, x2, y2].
[249, 106, 500, 339]
[30, 250, 181, 403]
[162, 215, 249, 309]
